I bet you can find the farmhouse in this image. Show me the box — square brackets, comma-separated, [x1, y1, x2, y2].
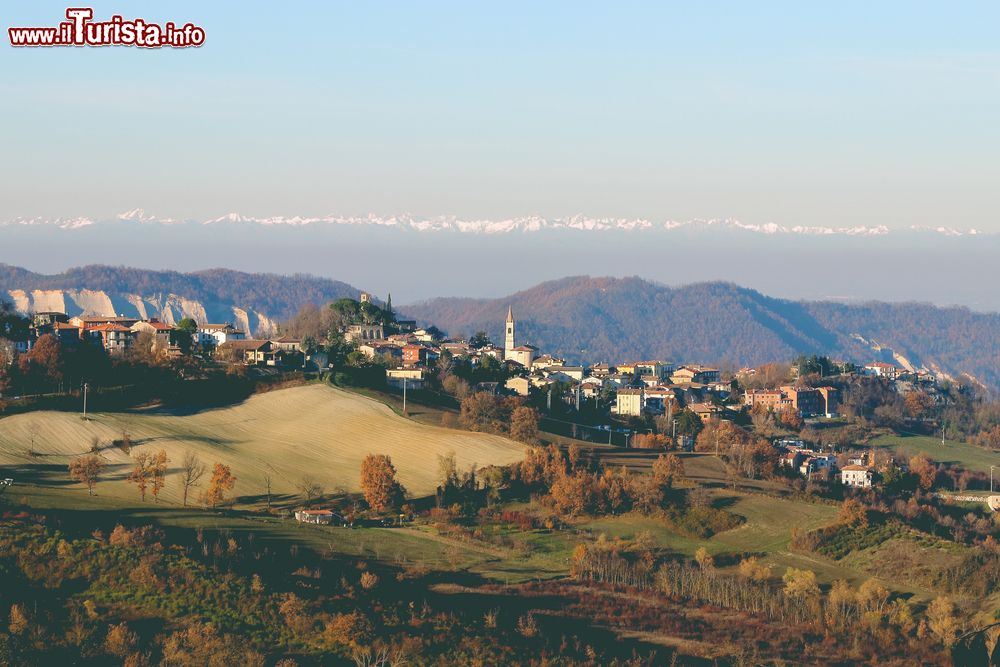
[294, 509, 338, 525]
[218, 339, 283, 366]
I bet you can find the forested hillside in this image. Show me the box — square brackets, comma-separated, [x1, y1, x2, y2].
[403, 276, 1000, 390]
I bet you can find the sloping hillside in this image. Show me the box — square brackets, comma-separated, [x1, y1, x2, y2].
[402, 276, 1000, 389]
[0, 384, 526, 502]
[0, 264, 360, 336]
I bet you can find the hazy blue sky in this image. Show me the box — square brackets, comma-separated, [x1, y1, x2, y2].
[3, 2, 1000, 229]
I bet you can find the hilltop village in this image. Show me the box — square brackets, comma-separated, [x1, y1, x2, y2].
[2, 293, 1000, 666]
[0, 293, 978, 496]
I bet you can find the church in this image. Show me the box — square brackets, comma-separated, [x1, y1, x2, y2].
[503, 305, 537, 367]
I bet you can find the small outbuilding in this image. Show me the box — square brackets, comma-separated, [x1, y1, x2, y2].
[294, 509, 337, 525]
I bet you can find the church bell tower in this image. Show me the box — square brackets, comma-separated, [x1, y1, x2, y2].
[504, 305, 515, 359]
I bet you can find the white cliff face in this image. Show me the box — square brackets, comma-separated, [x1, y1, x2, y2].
[231, 307, 251, 336]
[6, 289, 279, 336]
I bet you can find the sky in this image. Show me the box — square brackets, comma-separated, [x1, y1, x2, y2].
[3, 1, 1000, 230]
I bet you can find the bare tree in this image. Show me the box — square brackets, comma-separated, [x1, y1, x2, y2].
[298, 475, 324, 501]
[117, 416, 133, 454]
[25, 421, 39, 457]
[263, 472, 273, 510]
[180, 451, 206, 507]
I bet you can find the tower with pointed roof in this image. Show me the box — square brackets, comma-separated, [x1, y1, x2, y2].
[504, 305, 516, 359]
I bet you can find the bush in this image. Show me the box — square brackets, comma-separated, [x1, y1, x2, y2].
[662, 506, 744, 539]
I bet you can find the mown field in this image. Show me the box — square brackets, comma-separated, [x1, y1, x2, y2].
[871, 433, 1000, 474]
[0, 384, 526, 503]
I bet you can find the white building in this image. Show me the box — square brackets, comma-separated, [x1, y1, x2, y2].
[841, 465, 874, 487]
[386, 367, 425, 390]
[198, 323, 246, 347]
[615, 388, 644, 417]
[863, 362, 898, 381]
[294, 509, 337, 524]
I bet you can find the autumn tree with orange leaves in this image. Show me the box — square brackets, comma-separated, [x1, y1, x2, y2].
[360, 454, 405, 512]
[205, 463, 237, 508]
[69, 454, 105, 496]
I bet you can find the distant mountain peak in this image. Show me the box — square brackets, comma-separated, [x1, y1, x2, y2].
[2, 213, 991, 237]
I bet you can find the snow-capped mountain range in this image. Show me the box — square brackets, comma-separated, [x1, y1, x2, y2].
[0, 210, 990, 237]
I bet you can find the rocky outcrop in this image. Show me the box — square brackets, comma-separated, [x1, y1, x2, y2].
[8, 289, 279, 336]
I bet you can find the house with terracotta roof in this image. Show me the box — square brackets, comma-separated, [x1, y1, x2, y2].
[217, 339, 282, 366]
[197, 323, 246, 348]
[505, 376, 531, 396]
[131, 319, 174, 349]
[270, 336, 302, 353]
[402, 344, 430, 367]
[83, 323, 135, 353]
[70, 315, 139, 329]
[670, 366, 721, 385]
[688, 402, 724, 423]
[47, 321, 84, 345]
[633, 360, 674, 381]
[531, 354, 565, 371]
[359, 341, 402, 361]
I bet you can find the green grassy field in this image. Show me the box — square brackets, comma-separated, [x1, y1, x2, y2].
[870, 433, 1000, 474]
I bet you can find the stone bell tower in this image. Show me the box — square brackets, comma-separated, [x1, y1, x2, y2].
[504, 305, 515, 359]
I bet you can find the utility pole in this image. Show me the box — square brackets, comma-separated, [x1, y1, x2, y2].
[672, 418, 678, 447]
[941, 423, 946, 446]
[82, 382, 89, 419]
[991, 465, 995, 493]
[402, 377, 407, 415]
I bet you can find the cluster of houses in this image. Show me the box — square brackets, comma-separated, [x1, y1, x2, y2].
[367, 306, 856, 428]
[360, 306, 741, 420]
[744, 385, 839, 418]
[775, 439, 886, 488]
[18, 310, 308, 366]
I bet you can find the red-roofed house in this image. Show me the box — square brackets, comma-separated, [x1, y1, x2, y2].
[84, 323, 135, 353]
